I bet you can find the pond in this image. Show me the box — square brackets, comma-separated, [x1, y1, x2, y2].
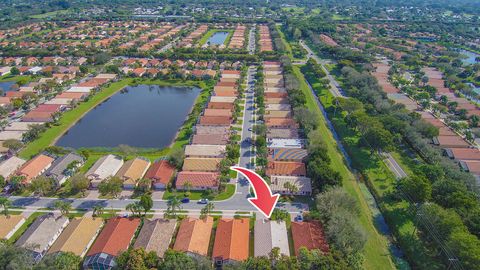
[56, 85, 201, 149]
[459, 49, 480, 65]
[207, 31, 229, 45]
[0, 81, 17, 94]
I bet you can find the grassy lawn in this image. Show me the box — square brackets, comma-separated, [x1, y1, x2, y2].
[19, 78, 210, 159]
[163, 184, 236, 201]
[29, 10, 69, 19]
[292, 65, 396, 270]
[0, 75, 35, 85]
[302, 64, 441, 269]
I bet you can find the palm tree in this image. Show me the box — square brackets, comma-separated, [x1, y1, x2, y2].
[92, 205, 104, 218]
[166, 196, 182, 218]
[283, 182, 299, 195]
[0, 197, 11, 217]
[183, 181, 193, 197]
[126, 202, 140, 217]
[200, 202, 215, 219]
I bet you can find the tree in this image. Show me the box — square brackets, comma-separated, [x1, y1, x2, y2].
[22, 124, 47, 142]
[116, 248, 159, 270]
[35, 252, 81, 270]
[159, 249, 196, 270]
[168, 148, 185, 169]
[244, 256, 271, 270]
[98, 176, 123, 198]
[0, 242, 35, 269]
[139, 194, 153, 215]
[200, 202, 215, 218]
[0, 175, 5, 189]
[165, 196, 182, 218]
[70, 173, 89, 195]
[30, 176, 56, 196]
[363, 125, 394, 153]
[126, 202, 142, 217]
[92, 205, 104, 218]
[283, 181, 299, 195]
[0, 197, 11, 217]
[325, 212, 367, 255]
[2, 139, 23, 153]
[117, 144, 137, 159]
[447, 230, 480, 269]
[421, 75, 429, 86]
[53, 201, 72, 217]
[183, 180, 193, 196]
[398, 175, 432, 203]
[316, 187, 359, 222]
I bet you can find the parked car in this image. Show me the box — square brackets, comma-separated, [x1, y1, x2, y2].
[295, 214, 304, 222]
[198, 198, 209, 204]
[181, 197, 190, 203]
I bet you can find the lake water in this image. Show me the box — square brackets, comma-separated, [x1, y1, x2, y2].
[0, 81, 17, 93]
[459, 49, 479, 65]
[207, 31, 229, 45]
[56, 85, 201, 149]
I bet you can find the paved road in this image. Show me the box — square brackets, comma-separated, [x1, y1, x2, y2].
[6, 65, 308, 215]
[300, 40, 408, 179]
[299, 40, 344, 97]
[159, 37, 180, 53]
[248, 26, 256, 55]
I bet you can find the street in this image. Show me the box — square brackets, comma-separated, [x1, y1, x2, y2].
[6, 65, 308, 215]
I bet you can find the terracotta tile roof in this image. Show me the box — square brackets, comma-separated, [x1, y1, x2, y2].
[212, 218, 250, 262]
[115, 157, 150, 185]
[35, 104, 62, 112]
[182, 158, 221, 172]
[291, 221, 329, 255]
[446, 148, 480, 161]
[173, 217, 213, 256]
[204, 109, 233, 117]
[199, 116, 232, 126]
[176, 171, 219, 188]
[207, 102, 235, 110]
[265, 118, 299, 128]
[17, 154, 55, 182]
[86, 217, 140, 257]
[433, 136, 469, 148]
[192, 134, 229, 145]
[185, 145, 226, 157]
[144, 160, 175, 185]
[266, 161, 306, 176]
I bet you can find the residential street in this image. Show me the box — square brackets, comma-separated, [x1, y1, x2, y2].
[7, 65, 308, 215]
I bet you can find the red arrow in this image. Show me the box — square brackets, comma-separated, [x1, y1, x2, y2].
[230, 166, 280, 218]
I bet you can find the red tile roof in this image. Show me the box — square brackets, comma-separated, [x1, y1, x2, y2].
[212, 218, 250, 262]
[86, 217, 140, 257]
[291, 221, 329, 255]
[144, 160, 175, 185]
[176, 171, 219, 188]
[266, 161, 306, 176]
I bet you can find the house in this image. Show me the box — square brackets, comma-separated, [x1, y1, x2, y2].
[182, 158, 222, 172]
[45, 152, 84, 185]
[185, 145, 226, 158]
[0, 215, 26, 240]
[266, 161, 307, 177]
[22, 111, 54, 122]
[86, 155, 124, 188]
[47, 217, 104, 257]
[15, 213, 69, 262]
[176, 171, 219, 190]
[460, 160, 480, 176]
[199, 116, 232, 126]
[267, 128, 300, 139]
[212, 218, 250, 265]
[195, 126, 230, 136]
[133, 219, 177, 258]
[144, 160, 175, 190]
[270, 176, 312, 195]
[291, 221, 329, 255]
[254, 219, 290, 257]
[433, 136, 470, 148]
[4, 122, 37, 131]
[192, 134, 229, 145]
[174, 217, 213, 257]
[269, 148, 308, 161]
[0, 156, 26, 179]
[445, 148, 480, 161]
[115, 157, 151, 189]
[265, 118, 299, 128]
[16, 154, 55, 183]
[204, 109, 233, 118]
[83, 218, 140, 270]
